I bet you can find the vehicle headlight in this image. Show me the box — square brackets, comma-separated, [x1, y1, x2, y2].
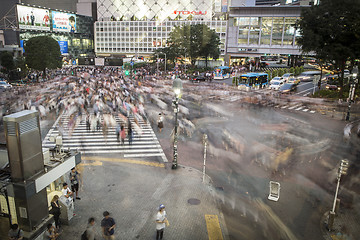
[326, 86, 329, 89]
[337, 87, 341, 90]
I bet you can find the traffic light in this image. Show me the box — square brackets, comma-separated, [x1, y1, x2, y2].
[125, 70, 129, 76]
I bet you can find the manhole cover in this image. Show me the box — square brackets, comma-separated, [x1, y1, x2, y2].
[188, 198, 201, 205]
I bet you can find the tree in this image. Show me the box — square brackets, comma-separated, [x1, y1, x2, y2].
[24, 36, 62, 77]
[166, 24, 221, 67]
[297, 0, 360, 97]
[0, 52, 15, 72]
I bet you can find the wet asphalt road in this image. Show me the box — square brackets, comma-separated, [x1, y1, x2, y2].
[151, 80, 359, 240]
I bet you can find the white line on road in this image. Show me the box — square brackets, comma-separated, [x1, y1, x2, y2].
[302, 109, 309, 112]
[310, 110, 316, 113]
[295, 106, 304, 111]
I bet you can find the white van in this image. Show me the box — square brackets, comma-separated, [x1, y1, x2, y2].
[297, 71, 322, 82]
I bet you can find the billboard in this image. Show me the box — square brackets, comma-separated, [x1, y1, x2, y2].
[52, 11, 76, 33]
[58, 41, 69, 54]
[17, 5, 50, 31]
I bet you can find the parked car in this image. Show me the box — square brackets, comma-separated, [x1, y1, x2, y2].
[269, 80, 284, 90]
[0, 81, 13, 90]
[282, 73, 295, 82]
[279, 83, 297, 94]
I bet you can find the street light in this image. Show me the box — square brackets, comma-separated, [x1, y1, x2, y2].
[346, 73, 358, 121]
[328, 159, 349, 230]
[171, 77, 183, 169]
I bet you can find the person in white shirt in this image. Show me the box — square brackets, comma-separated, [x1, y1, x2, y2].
[155, 204, 168, 240]
[61, 183, 73, 203]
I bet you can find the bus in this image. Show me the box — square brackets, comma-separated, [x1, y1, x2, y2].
[239, 72, 269, 88]
[214, 66, 231, 80]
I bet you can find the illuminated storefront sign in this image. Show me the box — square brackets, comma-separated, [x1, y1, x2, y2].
[173, 10, 207, 15]
[58, 41, 69, 54]
[52, 11, 76, 33]
[17, 5, 50, 31]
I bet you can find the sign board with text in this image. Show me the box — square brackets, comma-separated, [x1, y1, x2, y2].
[17, 5, 50, 31]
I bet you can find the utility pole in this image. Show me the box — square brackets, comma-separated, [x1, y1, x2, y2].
[328, 159, 349, 230]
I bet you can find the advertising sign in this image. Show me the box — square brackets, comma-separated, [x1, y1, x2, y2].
[58, 41, 69, 54]
[17, 5, 50, 31]
[52, 11, 76, 33]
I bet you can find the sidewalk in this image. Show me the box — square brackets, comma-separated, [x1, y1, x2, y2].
[321, 208, 360, 240]
[58, 157, 228, 240]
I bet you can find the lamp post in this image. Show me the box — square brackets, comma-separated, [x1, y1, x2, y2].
[172, 77, 183, 169]
[346, 73, 358, 121]
[328, 159, 349, 230]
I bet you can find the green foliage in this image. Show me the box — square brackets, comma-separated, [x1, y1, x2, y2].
[166, 24, 221, 66]
[297, 0, 360, 97]
[24, 36, 62, 72]
[289, 67, 295, 74]
[272, 69, 278, 77]
[0, 52, 15, 72]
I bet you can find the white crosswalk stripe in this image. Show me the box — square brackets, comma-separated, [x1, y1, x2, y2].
[42, 114, 168, 162]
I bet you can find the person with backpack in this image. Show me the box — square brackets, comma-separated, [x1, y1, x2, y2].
[8, 224, 23, 240]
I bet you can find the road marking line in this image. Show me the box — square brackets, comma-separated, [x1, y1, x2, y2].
[78, 161, 103, 166]
[81, 156, 165, 167]
[281, 105, 288, 109]
[302, 109, 309, 112]
[288, 104, 302, 110]
[295, 106, 304, 111]
[205, 215, 223, 240]
[310, 110, 316, 113]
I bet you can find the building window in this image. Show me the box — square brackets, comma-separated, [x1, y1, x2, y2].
[249, 17, 260, 45]
[260, 17, 272, 45]
[272, 17, 284, 45]
[234, 17, 249, 45]
[283, 17, 297, 45]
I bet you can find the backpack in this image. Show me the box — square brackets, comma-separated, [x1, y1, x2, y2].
[81, 230, 88, 240]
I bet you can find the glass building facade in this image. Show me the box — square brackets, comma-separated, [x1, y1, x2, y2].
[95, 20, 227, 55]
[233, 16, 298, 46]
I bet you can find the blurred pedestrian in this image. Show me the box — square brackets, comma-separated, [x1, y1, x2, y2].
[157, 113, 164, 133]
[69, 167, 81, 201]
[120, 125, 126, 145]
[43, 224, 59, 240]
[83, 217, 96, 240]
[101, 211, 116, 240]
[8, 224, 23, 240]
[155, 204, 169, 240]
[128, 123, 133, 145]
[50, 195, 61, 230]
[61, 183, 73, 204]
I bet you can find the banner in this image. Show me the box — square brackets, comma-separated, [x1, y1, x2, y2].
[52, 11, 76, 33]
[17, 5, 50, 31]
[58, 41, 69, 54]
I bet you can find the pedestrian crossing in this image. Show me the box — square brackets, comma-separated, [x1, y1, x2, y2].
[42, 114, 168, 162]
[221, 95, 316, 114]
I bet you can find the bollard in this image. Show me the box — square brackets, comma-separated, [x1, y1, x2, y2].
[327, 211, 336, 231]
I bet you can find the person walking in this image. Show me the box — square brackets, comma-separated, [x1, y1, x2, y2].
[101, 211, 116, 240]
[155, 204, 169, 240]
[69, 167, 81, 201]
[128, 123, 133, 145]
[120, 125, 126, 145]
[157, 113, 164, 133]
[8, 224, 24, 240]
[50, 195, 61, 230]
[43, 224, 59, 240]
[84, 217, 96, 240]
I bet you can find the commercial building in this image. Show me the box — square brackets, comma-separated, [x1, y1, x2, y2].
[94, 0, 228, 57]
[226, 5, 307, 65]
[16, 4, 95, 63]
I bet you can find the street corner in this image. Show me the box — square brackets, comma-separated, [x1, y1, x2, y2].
[80, 155, 166, 168]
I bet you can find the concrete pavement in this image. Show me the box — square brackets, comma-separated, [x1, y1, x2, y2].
[58, 157, 228, 240]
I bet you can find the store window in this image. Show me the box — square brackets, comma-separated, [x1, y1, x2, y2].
[234, 17, 249, 45]
[283, 17, 297, 45]
[261, 17, 272, 45]
[72, 39, 81, 47]
[272, 17, 284, 45]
